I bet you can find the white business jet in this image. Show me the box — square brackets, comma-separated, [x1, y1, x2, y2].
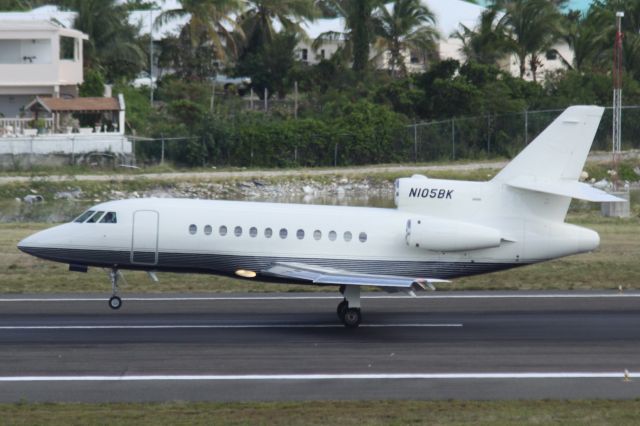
[18, 106, 620, 327]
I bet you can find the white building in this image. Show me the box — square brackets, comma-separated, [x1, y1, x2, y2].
[0, 7, 88, 119]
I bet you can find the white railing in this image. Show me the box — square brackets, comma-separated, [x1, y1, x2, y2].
[0, 117, 54, 136]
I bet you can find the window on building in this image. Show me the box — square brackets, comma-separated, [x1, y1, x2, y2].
[219, 225, 227, 236]
[320, 49, 325, 59]
[189, 224, 197, 235]
[234, 226, 243, 237]
[204, 225, 212, 235]
[301, 49, 308, 61]
[250, 227, 258, 238]
[60, 36, 75, 60]
[279, 228, 288, 239]
[313, 230, 322, 240]
[344, 231, 352, 242]
[265, 227, 273, 238]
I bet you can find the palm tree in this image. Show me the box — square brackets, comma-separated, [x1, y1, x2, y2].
[492, 0, 564, 82]
[314, 0, 385, 72]
[237, 0, 318, 55]
[561, 10, 609, 71]
[155, 0, 242, 63]
[62, 0, 146, 81]
[453, 8, 508, 66]
[373, 0, 439, 77]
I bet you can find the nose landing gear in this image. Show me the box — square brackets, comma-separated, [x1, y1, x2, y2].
[337, 286, 362, 328]
[108, 268, 123, 310]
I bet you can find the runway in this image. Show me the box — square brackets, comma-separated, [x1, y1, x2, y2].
[0, 291, 639, 402]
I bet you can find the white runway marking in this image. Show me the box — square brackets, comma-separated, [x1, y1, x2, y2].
[0, 293, 638, 303]
[0, 372, 635, 382]
[0, 323, 462, 330]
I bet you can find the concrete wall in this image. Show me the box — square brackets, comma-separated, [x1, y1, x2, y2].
[0, 133, 132, 169]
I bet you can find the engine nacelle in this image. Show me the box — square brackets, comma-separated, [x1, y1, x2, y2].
[405, 217, 501, 252]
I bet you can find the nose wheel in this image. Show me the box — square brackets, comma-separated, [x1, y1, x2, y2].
[337, 286, 362, 328]
[108, 295, 122, 310]
[108, 268, 123, 310]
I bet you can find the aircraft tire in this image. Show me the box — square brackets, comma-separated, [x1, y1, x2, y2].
[108, 295, 122, 310]
[342, 308, 361, 328]
[337, 300, 348, 317]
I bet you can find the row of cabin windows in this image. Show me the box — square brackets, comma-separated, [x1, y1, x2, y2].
[73, 210, 118, 224]
[189, 224, 367, 243]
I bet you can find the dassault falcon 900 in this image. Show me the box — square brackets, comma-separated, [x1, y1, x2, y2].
[18, 106, 621, 327]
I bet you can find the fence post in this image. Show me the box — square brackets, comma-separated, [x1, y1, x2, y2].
[264, 87, 268, 112]
[161, 134, 165, 165]
[294, 146, 298, 163]
[413, 124, 417, 163]
[334, 142, 338, 167]
[294, 81, 298, 119]
[451, 119, 455, 160]
[524, 109, 529, 145]
[250, 88, 254, 110]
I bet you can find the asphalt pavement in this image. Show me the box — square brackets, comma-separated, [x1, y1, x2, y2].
[0, 291, 638, 402]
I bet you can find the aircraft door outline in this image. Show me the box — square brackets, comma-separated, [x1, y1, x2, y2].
[131, 210, 159, 265]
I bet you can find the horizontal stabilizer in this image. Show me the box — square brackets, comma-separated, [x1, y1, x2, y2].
[262, 262, 448, 290]
[507, 176, 626, 202]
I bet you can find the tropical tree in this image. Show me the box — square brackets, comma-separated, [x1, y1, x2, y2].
[236, 0, 317, 56]
[314, 0, 385, 72]
[373, 0, 439, 77]
[492, 0, 564, 82]
[453, 8, 508, 66]
[155, 0, 242, 64]
[561, 10, 609, 71]
[60, 0, 147, 82]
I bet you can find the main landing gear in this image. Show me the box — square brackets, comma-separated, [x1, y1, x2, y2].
[337, 286, 362, 328]
[108, 268, 122, 310]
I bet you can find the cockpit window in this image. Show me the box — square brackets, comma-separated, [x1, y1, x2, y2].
[73, 210, 95, 223]
[86, 211, 105, 223]
[100, 212, 117, 224]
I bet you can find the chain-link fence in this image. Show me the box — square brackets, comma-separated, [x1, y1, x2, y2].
[130, 106, 640, 168]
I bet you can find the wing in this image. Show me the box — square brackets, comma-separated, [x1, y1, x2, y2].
[261, 262, 449, 292]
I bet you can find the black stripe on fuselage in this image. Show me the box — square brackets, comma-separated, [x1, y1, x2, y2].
[18, 246, 529, 280]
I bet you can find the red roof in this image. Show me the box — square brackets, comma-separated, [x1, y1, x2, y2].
[26, 96, 121, 113]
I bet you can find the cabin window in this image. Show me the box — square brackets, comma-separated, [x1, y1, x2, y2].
[74, 210, 95, 223]
[204, 225, 212, 235]
[86, 211, 105, 223]
[100, 212, 117, 224]
[328, 231, 337, 241]
[344, 231, 352, 242]
[296, 229, 305, 240]
[219, 225, 227, 236]
[265, 227, 273, 238]
[313, 230, 322, 240]
[189, 224, 197, 235]
[359, 232, 367, 243]
[279, 228, 288, 239]
[234, 226, 243, 237]
[249, 227, 258, 238]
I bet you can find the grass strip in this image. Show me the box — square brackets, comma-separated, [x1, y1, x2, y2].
[2, 400, 640, 426]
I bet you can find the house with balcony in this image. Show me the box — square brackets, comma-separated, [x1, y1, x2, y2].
[0, 6, 130, 169]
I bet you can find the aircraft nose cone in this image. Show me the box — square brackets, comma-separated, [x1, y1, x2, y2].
[17, 234, 38, 254]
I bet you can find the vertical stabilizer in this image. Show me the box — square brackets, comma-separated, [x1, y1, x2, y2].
[492, 106, 604, 183]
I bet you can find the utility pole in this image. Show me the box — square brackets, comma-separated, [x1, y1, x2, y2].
[612, 11, 624, 184]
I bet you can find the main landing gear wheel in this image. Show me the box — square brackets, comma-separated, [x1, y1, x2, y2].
[337, 286, 362, 328]
[342, 308, 361, 328]
[108, 295, 122, 310]
[337, 300, 348, 317]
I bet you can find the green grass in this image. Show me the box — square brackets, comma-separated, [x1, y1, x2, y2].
[2, 214, 639, 294]
[2, 400, 640, 425]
